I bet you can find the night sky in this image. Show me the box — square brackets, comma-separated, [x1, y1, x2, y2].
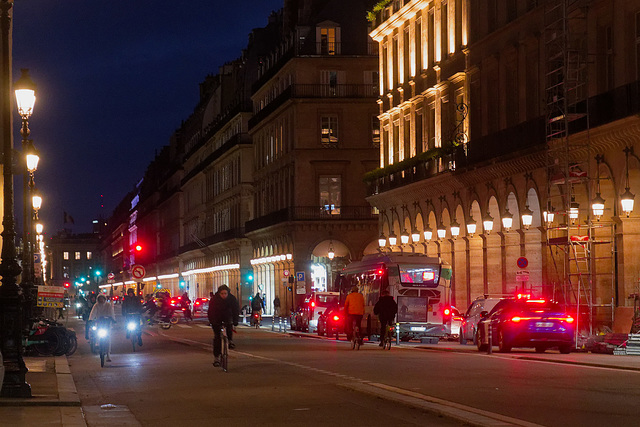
[11, 0, 284, 235]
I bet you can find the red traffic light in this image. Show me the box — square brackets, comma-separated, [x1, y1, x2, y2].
[135, 244, 143, 252]
[63, 282, 71, 288]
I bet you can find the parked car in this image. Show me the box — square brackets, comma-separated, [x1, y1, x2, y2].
[475, 298, 575, 353]
[317, 305, 344, 339]
[299, 291, 339, 332]
[459, 296, 508, 345]
[193, 298, 209, 316]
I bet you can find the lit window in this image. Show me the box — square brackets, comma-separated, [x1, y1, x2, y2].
[75, 252, 81, 260]
[319, 176, 341, 214]
[87, 251, 92, 260]
[63, 251, 69, 260]
[372, 116, 380, 145]
[319, 27, 337, 55]
[321, 116, 338, 144]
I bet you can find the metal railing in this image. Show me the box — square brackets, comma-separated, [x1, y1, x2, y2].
[245, 206, 378, 232]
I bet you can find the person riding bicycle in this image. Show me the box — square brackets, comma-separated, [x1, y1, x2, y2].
[122, 288, 144, 346]
[180, 292, 192, 320]
[251, 292, 263, 324]
[88, 294, 116, 361]
[374, 290, 397, 346]
[208, 285, 239, 367]
[344, 286, 365, 342]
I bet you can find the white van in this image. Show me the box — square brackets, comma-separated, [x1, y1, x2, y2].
[300, 291, 340, 332]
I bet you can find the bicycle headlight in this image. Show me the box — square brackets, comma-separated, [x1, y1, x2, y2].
[76, 303, 82, 308]
[127, 322, 137, 331]
[92, 325, 97, 331]
[97, 329, 108, 338]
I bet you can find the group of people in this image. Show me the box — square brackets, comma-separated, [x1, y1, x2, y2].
[344, 286, 398, 346]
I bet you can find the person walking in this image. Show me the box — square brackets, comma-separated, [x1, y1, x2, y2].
[273, 296, 281, 318]
[343, 286, 365, 341]
[374, 290, 398, 346]
[208, 285, 239, 367]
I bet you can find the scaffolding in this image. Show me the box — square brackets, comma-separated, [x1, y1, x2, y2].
[544, 0, 615, 342]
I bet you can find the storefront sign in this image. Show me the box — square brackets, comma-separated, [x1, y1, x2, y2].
[37, 286, 64, 308]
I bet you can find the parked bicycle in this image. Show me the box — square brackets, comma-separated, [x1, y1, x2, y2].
[24, 318, 77, 357]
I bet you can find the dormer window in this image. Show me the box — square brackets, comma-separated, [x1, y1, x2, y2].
[317, 21, 341, 55]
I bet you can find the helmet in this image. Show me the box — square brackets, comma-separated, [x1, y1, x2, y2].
[351, 286, 359, 293]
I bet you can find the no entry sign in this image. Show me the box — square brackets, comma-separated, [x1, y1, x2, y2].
[131, 264, 146, 280]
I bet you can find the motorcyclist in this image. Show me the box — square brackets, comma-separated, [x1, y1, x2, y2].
[158, 292, 174, 322]
[374, 290, 398, 346]
[89, 294, 116, 361]
[208, 285, 239, 366]
[344, 286, 365, 341]
[143, 295, 159, 321]
[122, 288, 144, 346]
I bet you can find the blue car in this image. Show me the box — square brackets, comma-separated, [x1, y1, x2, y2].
[475, 298, 575, 354]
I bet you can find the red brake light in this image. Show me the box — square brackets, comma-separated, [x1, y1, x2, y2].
[565, 316, 574, 323]
[195, 302, 200, 305]
[311, 301, 315, 308]
[377, 269, 384, 274]
[333, 315, 340, 321]
[443, 308, 451, 316]
[511, 316, 522, 322]
[526, 299, 546, 304]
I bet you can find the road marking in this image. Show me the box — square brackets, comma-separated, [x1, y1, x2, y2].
[176, 324, 192, 328]
[197, 324, 211, 329]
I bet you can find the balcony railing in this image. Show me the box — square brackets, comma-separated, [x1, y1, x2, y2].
[249, 84, 378, 128]
[245, 206, 378, 233]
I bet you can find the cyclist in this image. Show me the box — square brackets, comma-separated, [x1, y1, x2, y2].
[373, 290, 397, 346]
[208, 285, 239, 367]
[251, 292, 263, 324]
[344, 286, 365, 342]
[122, 288, 144, 346]
[88, 294, 116, 361]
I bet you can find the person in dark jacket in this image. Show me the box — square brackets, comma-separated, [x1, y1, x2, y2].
[208, 285, 239, 366]
[373, 290, 398, 346]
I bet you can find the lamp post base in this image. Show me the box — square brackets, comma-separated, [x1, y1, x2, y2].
[0, 294, 32, 398]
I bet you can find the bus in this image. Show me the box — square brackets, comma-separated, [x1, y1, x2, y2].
[335, 252, 452, 341]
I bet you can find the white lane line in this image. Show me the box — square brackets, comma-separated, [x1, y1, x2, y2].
[197, 324, 211, 329]
[176, 324, 192, 328]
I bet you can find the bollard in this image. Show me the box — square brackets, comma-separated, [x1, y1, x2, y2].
[272, 317, 275, 332]
[279, 317, 283, 332]
[396, 322, 400, 346]
[487, 324, 492, 355]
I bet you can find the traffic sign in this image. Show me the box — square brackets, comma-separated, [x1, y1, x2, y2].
[517, 257, 528, 269]
[283, 270, 290, 277]
[516, 270, 530, 282]
[131, 264, 146, 280]
[107, 272, 115, 280]
[296, 271, 305, 282]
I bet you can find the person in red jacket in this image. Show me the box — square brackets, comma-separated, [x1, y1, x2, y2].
[343, 286, 365, 341]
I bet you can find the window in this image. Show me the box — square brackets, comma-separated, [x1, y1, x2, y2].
[428, 10, 435, 65]
[403, 116, 411, 159]
[415, 18, 422, 72]
[320, 116, 338, 144]
[415, 111, 424, 153]
[441, 1, 448, 57]
[75, 252, 81, 260]
[320, 27, 337, 55]
[428, 103, 436, 149]
[63, 251, 69, 260]
[87, 251, 92, 260]
[393, 37, 399, 86]
[404, 27, 410, 81]
[319, 176, 341, 214]
[393, 122, 400, 163]
[372, 116, 381, 145]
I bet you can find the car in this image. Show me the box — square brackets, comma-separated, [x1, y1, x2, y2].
[475, 298, 575, 354]
[317, 305, 344, 339]
[193, 298, 209, 316]
[299, 291, 340, 332]
[459, 296, 508, 345]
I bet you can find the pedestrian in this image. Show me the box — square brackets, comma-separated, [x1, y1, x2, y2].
[374, 290, 398, 346]
[208, 285, 239, 367]
[273, 296, 281, 318]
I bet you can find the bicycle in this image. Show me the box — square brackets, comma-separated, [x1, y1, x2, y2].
[351, 320, 362, 350]
[126, 314, 143, 352]
[213, 323, 232, 372]
[382, 324, 394, 350]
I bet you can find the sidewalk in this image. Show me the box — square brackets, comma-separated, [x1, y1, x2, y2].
[0, 356, 85, 427]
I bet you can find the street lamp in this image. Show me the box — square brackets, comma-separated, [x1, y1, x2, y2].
[437, 222, 447, 240]
[411, 227, 420, 243]
[423, 224, 433, 242]
[388, 232, 397, 246]
[621, 147, 635, 217]
[327, 241, 335, 260]
[483, 213, 494, 235]
[521, 205, 534, 230]
[378, 233, 387, 248]
[501, 209, 513, 232]
[400, 229, 410, 245]
[466, 217, 477, 237]
[569, 198, 579, 224]
[0, 1, 32, 397]
[450, 219, 460, 239]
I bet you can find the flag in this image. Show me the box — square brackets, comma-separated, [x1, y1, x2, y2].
[63, 211, 75, 224]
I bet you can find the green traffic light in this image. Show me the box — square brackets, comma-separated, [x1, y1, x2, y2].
[96, 271, 101, 276]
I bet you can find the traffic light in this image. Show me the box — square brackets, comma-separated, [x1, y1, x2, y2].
[244, 269, 254, 284]
[179, 275, 186, 289]
[134, 244, 143, 252]
[443, 306, 452, 324]
[63, 282, 71, 288]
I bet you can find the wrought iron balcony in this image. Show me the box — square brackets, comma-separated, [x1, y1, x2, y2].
[245, 206, 378, 233]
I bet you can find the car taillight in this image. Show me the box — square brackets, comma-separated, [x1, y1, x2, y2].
[453, 316, 463, 322]
[195, 302, 200, 305]
[565, 316, 574, 323]
[333, 315, 340, 321]
[443, 308, 451, 316]
[311, 301, 315, 308]
[511, 316, 522, 322]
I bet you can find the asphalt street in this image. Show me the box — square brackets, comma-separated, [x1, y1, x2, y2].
[65, 314, 640, 427]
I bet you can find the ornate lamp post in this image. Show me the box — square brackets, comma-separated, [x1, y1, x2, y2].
[0, 0, 32, 397]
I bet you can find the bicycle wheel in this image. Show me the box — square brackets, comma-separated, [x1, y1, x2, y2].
[33, 329, 60, 356]
[100, 350, 105, 367]
[170, 315, 179, 325]
[132, 335, 136, 352]
[221, 338, 228, 372]
[66, 334, 78, 356]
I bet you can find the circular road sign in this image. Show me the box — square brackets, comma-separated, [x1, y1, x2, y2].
[131, 264, 146, 280]
[283, 270, 290, 277]
[107, 272, 115, 280]
[517, 257, 529, 269]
